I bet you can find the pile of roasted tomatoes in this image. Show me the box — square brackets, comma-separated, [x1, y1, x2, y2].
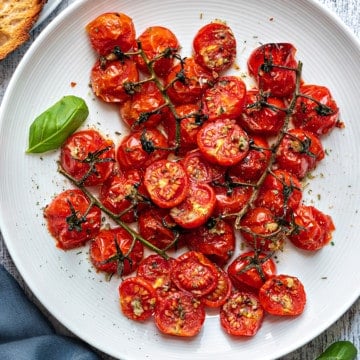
[44, 12, 341, 337]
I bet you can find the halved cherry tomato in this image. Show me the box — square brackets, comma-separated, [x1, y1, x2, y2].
[138, 207, 179, 250]
[259, 274, 306, 316]
[119, 81, 168, 130]
[44, 189, 101, 250]
[248, 43, 298, 98]
[276, 128, 325, 179]
[90, 227, 144, 275]
[201, 266, 232, 308]
[197, 118, 249, 166]
[133, 26, 180, 77]
[171, 251, 219, 297]
[90, 58, 139, 103]
[240, 207, 285, 252]
[220, 291, 264, 336]
[239, 89, 287, 136]
[193, 21, 236, 73]
[170, 182, 216, 229]
[144, 159, 189, 209]
[165, 57, 214, 105]
[289, 205, 335, 251]
[99, 168, 148, 223]
[86, 12, 136, 55]
[60, 129, 115, 186]
[154, 290, 205, 336]
[183, 218, 235, 267]
[228, 136, 272, 183]
[116, 128, 168, 169]
[255, 169, 302, 219]
[293, 84, 340, 136]
[227, 251, 277, 291]
[119, 276, 157, 321]
[201, 76, 247, 121]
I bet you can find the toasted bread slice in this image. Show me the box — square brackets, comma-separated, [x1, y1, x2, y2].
[0, 0, 47, 60]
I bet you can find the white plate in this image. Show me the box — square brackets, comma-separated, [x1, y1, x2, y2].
[1, 0, 360, 359]
[35, 0, 63, 27]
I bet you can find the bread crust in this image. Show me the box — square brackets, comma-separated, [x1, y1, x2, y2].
[0, 0, 47, 60]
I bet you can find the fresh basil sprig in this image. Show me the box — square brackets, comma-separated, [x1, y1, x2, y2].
[26, 95, 89, 153]
[315, 340, 358, 360]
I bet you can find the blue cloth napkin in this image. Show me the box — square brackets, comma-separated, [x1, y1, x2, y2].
[0, 264, 100, 360]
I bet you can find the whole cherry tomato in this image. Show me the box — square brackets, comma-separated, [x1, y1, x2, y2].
[276, 128, 325, 179]
[197, 118, 249, 166]
[60, 129, 115, 186]
[133, 26, 180, 77]
[240, 207, 286, 252]
[183, 218, 235, 266]
[44, 189, 101, 250]
[90, 227, 144, 275]
[220, 291, 264, 336]
[86, 12, 136, 55]
[193, 21, 236, 73]
[227, 251, 277, 291]
[201, 76, 247, 121]
[90, 58, 139, 103]
[293, 84, 340, 135]
[144, 159, 189, 209]
[154, 290, 205, 337]
[165, 57, 214, 105]
[259, 274, 306, 316]
[289, 205, 335, 251]
[119, 276, 157, 321]
[248, 43, 298, 98]
[116, 128, 168, 169]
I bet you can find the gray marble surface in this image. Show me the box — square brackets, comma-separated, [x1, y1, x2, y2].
[0, 0, 359, 359]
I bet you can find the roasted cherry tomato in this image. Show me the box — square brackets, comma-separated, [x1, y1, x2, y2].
[165, 57, 214, 105]
[90, 227, 144, 275]
[183, 218, 235, 267]
[289, 205, 335, 251]
[193, 21, 236, 73]
[60, 129, 115, 186]
[116, 128, 168, 169]
[90, 58, 139, 103]
[255, 169, 302, 219]
[201, 266, 232, 308]
[99, 168, 148, 223]
[239, 89, 287, 136]
[136, 254, 174, 295]
[144, 159, 189, 209]
[181, 149, 223, 184]
[201, 76, 247, 121]
[119, 276, 157, 321]
[276, 128, 325, 179]
[293, 84, 340, 136]
[86, 12, 136, 55]
[133, 26, 180, 77]
[197, 118, 249, 166]
[259, 274, 306, 316]
[227, 251, 277, 291]
[220, 291, 264, 336]
[44, 189, 101, 250]
[248, 43, 298, 98]
[228, 136, 272, 182]
[154, 290, 205, 337]
[170, 182, 216, 229]
[240, 207, 285, 252]
[119, 81, 168, 130]
[138, 207, 179, 250]
[171, 251, 219, 297]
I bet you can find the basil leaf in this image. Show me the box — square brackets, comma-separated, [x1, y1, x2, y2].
[316, 341, 358, 360]
[26, 95, 89, 153]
